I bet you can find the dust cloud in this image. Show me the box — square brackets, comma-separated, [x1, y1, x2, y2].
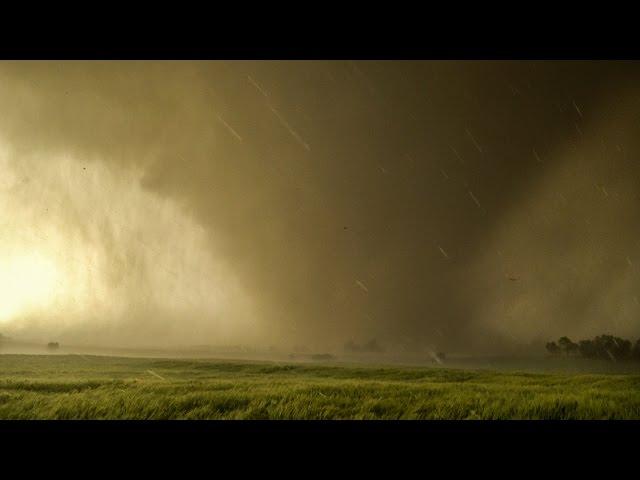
[0, 61, 638, 355]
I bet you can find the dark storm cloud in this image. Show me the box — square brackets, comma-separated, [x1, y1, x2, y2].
[1, 61, 639, 352]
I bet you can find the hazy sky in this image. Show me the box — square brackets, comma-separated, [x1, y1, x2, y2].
[0, 61, 639, 353]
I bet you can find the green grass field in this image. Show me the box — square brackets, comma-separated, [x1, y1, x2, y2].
[1, 354, 639, 419]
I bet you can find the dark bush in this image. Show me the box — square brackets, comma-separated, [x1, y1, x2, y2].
[311, 353, 335, 361]
[546, 341, 560, 355]
[344, 339, 384, 354]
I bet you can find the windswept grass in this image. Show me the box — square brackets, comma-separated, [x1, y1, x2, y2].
[0, 354, 639, 419]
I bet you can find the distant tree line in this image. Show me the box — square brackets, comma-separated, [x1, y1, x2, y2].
[546, 335, 640, 361]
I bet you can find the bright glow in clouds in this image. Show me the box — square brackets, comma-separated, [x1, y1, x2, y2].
[0, 253, 60, 321]
[0, 139, 258, 346]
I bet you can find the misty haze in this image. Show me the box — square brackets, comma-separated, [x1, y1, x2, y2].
[1, 60, 640, 420]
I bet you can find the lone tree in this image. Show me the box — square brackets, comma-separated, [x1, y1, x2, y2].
[47, 342, 60, 351]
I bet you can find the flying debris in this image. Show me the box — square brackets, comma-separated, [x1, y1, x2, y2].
[428, 350, 444, 365]
[355, 280, 369, 293]
[558, 193, 568, 205]
[440, 168, 449, 180]
[465, 128, 483, 153]
[216, 114, 243, 142]
[573, 100, 583, 118]
[446, 146, 463, 167]
[468, 190, 482, 210]
[324, 69, 336, 83]
[437, 245, 449, 259]
[247, 74, 270, 98]
[505, 332, 518, 343]
[595, 184, 609, 197]
[533, 149, 542, 163]
[627, 256, 633, 266]
[505, 274, 520, 282]
[347, 61, 377, 95]
[146, 370, 167, 381]
[248, 73, 310, 151]
[266, 103, 311, 152]
[507, 83, 521, 96]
